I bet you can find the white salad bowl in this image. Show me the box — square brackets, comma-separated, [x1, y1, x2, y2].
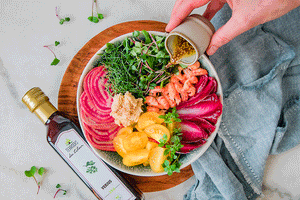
[76, 31, 223, 176]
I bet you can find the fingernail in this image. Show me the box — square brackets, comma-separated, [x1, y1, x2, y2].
[165, 24, 171, 32]
[207, 45, 218, 55]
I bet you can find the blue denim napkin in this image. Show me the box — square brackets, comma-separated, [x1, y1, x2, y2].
[184, 4, 300, 200]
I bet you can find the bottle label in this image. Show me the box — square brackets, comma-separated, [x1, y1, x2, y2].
[55, 129, 136, 200]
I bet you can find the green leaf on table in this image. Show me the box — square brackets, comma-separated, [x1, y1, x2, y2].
[97, 13, 103, 19]
[55, 41, 60, 46]
[38, 167, 45, 176]
[51, 58, 60, 65]
[88, 16, 99, 23]
[59, 19, 65, 25]
[24, 166, 36, 177]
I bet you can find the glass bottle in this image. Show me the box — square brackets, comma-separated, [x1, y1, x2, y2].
[22, 87, 144, 200]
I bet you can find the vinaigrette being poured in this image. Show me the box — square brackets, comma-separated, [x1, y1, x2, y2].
[171, 35, 196, 64]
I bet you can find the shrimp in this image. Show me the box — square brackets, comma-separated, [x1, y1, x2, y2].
[144, 61, 207, 111]
[175, 67, 187, 83]
[149, 86, 164, 97]
[192, 68, 208, 76]
[162, 93, 177, 108]
[188, 61, 200, 70]
[164, 82, 181, 105]
[145, 96, 169, 110]
[145, 96, 161, 108]
[183, 80, 196, 97]
[157, 96, 170, 110]
[184, 75, 198, 84]
[147, 106, 160, 113]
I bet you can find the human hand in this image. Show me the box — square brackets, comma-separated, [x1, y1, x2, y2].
[166, 0, 300, 55]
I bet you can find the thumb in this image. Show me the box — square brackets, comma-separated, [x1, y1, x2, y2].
[206, 14, 253, 55]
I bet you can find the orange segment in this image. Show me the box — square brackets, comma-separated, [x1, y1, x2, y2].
[143, 141, 159, 166]
[144, 124, 170, 143]
[123, 149, 150, 167]
[145, 141, 159, 151]
[123, 132, 148, 152]
[117, 126, 133, 136]
[137, 112, 165, 130]
[113, 126, 134, 157]
[113, 133, 129, 158]
[149, 147, 168, 173]
[113, 129, 147, 157]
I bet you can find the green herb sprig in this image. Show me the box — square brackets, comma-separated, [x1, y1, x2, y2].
[98, 30, 174, 98]
[88, 0, 104, 23]
[24, 166, 45, 194]
[159, 128, 184, 176]
[53, 184, 67, 198]
[158, 108, 184, 176]
[55, 7, 70, 25]
[43, 41, 60, 65]
[159, 107, 182, 124]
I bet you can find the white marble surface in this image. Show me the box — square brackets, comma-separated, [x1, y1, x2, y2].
[0, 0, 300, 199]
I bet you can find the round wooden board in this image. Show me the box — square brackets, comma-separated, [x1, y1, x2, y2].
[58, 20, 194, 193]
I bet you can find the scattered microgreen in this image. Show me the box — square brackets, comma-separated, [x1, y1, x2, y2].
[44, 41, 61, 66]
[159, 107, 182, 124]
[24, 166, 45, 194]
[55, 7, 70, 25]
[97, 30, 175, 98]
[88, 0, 104, 23]
[158, 108, 184, 176]
[54, 184, 67, 198]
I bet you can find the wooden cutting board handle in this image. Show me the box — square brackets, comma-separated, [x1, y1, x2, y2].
[58, 20, 194, 193]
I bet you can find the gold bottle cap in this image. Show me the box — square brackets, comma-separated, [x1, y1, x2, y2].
[22, 87, 57, 124]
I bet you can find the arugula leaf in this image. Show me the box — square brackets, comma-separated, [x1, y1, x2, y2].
[133, 31, 140, 37]
[141, 30, 151, 44]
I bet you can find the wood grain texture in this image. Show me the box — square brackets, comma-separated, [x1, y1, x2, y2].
[58, 20, 194, 193]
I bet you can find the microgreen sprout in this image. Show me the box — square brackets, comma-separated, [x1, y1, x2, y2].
[55, 7, 70, 25]
[44, 41, 60, 65]
[24, 166, 45, 194]
[88, 0, 104, 23]
[53, 184, 67, 198]
[98, 30, 173, 98]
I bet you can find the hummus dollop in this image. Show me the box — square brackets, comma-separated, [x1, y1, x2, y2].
[110, 91, 143, 127]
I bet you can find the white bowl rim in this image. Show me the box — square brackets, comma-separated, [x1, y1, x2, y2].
[76, 31, 223, 176]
